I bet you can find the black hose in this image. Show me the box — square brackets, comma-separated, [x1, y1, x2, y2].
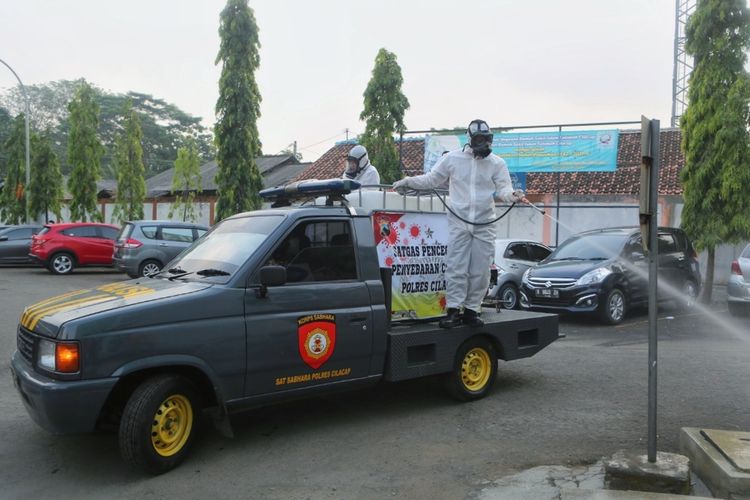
[431, 190, 515, 226]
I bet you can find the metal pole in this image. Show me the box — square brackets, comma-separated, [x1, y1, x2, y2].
[555, 126, 562, 247]
[647, 119, 661, 462]
[671, 0, 680, 128]
[0, 58, 31, 223]
[398, 130, 404, 177]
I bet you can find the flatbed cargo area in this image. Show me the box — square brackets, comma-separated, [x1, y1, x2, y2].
[385, 310, 559, 382]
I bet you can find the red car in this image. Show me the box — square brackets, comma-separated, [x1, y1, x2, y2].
[30, 222, 121, 274]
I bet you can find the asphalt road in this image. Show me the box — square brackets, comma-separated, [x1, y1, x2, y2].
[0, 267, 748, 499]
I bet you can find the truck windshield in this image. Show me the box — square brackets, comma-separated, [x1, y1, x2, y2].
[164, 215, 283, 282]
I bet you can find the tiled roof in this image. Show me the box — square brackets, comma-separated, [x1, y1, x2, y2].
[146, 155, 301, 197]
[526, 129, 684, 196]
[294, 139, 426, 182]
[295, 129, 685, 196]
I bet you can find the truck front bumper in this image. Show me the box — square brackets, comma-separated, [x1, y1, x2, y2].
[10, 351, 118, 434]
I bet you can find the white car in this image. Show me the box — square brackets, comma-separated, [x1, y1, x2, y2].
[486, 239, 552, 309]
[728, 243, 750, 316]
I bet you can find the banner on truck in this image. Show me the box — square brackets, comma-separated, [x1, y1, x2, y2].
[423, 129, 619, 173]
[372, 211, 449, 320]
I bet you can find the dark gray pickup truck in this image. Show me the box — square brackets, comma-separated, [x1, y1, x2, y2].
[11, 186, 559, 475]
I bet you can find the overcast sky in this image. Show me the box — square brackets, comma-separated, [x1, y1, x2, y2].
[2, 0, 677, 160]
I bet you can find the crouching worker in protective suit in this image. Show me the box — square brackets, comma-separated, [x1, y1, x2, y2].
[342, 144, 381, 186]
[393, 119, 528, 328]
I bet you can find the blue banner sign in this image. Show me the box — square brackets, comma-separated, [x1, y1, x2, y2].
[424, 129, 619, 173]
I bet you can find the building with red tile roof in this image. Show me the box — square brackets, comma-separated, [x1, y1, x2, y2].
[295, 129, 684, 197]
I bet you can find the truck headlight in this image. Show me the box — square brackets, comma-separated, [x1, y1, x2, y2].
[37, 339, 80, 373]
[576, 267, 612, 286]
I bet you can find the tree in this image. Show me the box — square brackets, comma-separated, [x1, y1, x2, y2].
[0, 80, 214, 177]
[67, 81, 104, 222]
[0, 114, 27, 224]
[681, 0, 750, 303]
[214, 0, 263, 221]
[359, 48, 410, 184]
[112, 99, 146, 223]
[168, 140, 202, 222]
[28, 133, 64, 223]
[0, 107, 13, 179]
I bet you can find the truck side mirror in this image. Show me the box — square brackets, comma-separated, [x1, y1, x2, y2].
[257, 265, 287, 298]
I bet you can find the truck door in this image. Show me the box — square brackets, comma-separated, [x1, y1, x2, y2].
[243, 218, 374, 397]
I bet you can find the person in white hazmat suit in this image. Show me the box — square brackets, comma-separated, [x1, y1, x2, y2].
[393, 119, 528, 328]
[342, 144, 381, 186]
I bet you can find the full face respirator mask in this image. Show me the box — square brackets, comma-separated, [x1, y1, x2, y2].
[345, 145, 369, 179]
[467, 119, 493, 159]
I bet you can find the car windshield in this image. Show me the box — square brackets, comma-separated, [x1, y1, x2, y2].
[548, 233, 628, 261]
[163, 215, 284, 282]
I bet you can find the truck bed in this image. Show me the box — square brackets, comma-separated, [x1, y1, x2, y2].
[384, 310, 559, 382]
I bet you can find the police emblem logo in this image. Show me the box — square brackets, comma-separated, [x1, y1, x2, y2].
[297, 314, 336, 369]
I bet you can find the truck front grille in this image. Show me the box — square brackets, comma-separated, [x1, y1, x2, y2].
[17, 327, 35, 364]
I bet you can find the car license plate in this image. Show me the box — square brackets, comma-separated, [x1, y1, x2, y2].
[535, 288, 559, 298]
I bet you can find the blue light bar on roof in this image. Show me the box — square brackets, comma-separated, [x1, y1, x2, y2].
[259, 178, 361, 202]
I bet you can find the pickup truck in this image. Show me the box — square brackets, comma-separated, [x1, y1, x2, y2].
[11, 180, 559, 475]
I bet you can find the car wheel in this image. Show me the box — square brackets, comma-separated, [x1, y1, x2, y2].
[139, 259, 162, 278]
[444, 337, 498, 402]
[599, 288, 626, 325]
[677, 280, 699, 311]
[728, 302, 748, 317]
[497, 283, 519, 310]
[119, 375, 200, 475]
[49, 252, 75, 275]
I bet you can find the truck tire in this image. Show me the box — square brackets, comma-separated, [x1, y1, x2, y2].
[119, 375, 200, 475]
[444, 337, 497, 401]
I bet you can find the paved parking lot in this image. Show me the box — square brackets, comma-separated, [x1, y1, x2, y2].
[0, 267, 748, 499]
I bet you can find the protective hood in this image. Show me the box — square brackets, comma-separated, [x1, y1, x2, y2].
[21, 279, 213, 337]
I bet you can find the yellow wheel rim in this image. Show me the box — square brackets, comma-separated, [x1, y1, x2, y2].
[461, 347, 492, 392]
[151, 394, 193, 457]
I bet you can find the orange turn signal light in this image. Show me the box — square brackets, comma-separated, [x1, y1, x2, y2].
[55, 343, 79, 373]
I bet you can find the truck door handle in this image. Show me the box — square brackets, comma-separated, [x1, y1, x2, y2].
[158, 243, 169, 247]
[350, 317, 367, 323]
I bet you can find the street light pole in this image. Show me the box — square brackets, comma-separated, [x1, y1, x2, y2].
[0, 58, 31, 223]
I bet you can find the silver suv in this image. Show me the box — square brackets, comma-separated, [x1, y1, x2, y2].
[113, 220, 208, 278]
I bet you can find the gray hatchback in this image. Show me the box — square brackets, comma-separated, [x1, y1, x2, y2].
[113, 220, 208, 278]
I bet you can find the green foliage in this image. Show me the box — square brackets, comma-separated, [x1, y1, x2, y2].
[214, 0, 264, 221]
[359, 48, 410, 184]
[681, 0, 750, 251]
[0, 114, 27, 224]
[169, 140, 202, 222]
[67, 81, 104, 222]
[112, 99, 146, 223]
[0, 80, 214, 178]
[0, 107, 13, 179]
[29, 133, 64, 223]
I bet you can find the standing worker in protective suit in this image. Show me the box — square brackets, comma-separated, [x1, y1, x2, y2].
[393, 119, 528, 328]
[342, 144, 381, 186]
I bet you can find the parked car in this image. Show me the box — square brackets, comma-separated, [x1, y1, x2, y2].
[0, 225, 43, 265]
[520, 227, 702, 324]
[485, 239, 552, 309]
[113, 220, 208, 278]
[728, 243, 750, 317]
[30, 222, 120, 274]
